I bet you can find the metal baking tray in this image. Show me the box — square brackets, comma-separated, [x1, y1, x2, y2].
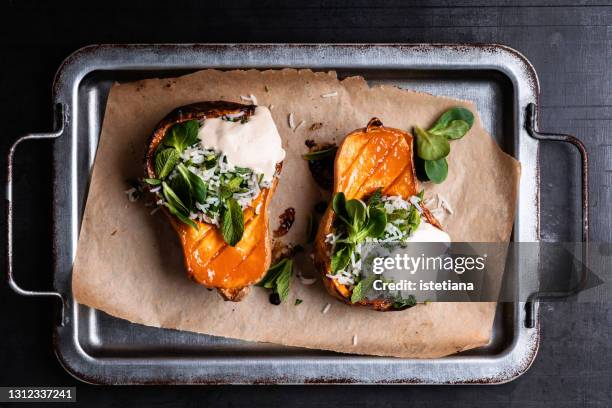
[5, 44, 588, 384]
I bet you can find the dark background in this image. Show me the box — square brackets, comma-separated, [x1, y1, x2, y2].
[1, 0, 610, 407]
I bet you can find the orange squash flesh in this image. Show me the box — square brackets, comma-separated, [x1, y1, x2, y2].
[145, 101, 280, 301]
[314, 118, 442, 310]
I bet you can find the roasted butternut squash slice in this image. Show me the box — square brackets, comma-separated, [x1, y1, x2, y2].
[313, 118, 443, 310]
[145, 101, 281, 301]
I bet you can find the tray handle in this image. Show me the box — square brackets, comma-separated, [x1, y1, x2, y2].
[524, 102, 589, 328]
[6, 104, 67, 326]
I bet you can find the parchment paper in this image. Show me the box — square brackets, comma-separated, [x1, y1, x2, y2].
[72, 69, 520, 358]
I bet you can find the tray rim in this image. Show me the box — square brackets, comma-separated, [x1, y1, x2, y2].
[49, 43, 541, 385]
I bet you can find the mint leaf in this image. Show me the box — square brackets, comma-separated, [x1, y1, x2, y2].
[392, 294, 417, 309]
[257, 258, 294, 303]
[143, 178, 161, 186]
[220, 197, 244, 246]
[163, 120, 200, 153]
[176, 163, 207, 205]
[331, 243, 352, 273]
[408, 204, 421, 234]
[162, 181, 189, 216]
[155, 148, 180, 179]
[350, 274, 378, 303]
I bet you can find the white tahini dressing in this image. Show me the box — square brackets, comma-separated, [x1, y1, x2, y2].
[405, 221, 451, 243]
[197, 106, 285, 182]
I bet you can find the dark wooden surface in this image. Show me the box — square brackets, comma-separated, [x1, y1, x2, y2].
[1, 1, 610, 407]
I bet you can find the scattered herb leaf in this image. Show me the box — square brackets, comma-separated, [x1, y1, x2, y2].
[257, 258, 294, 303]
[414, 126, 450, 161]
[424, 157, 448, 184]
[220, 197, 244, 246]
[428, 107, 474, 136]
[294, 298, 303, 306]
[302, 146, 338, 161]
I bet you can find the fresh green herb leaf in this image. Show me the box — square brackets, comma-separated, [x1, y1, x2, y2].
[351, 274, 379, 303]
[429, 120, 470, 140]
[257, 259, 287, 289]
[408, 204, 421, 234]
[163, 120, 200, 153]
[226, 176, 243, 191]
[169, 172, 193, 209]
[332, 192, 350, 225]
[176, 163, 207, 204]
[345, 199, 367, 232]
[220, 197, 244, 246]
[364, 207, 387, 238]
[294, 298, 303, 306]
[414, 126, 450, 161]
[155, 148, 180, 179]
[388, 209, 409, 223]
[165, 203, 198, 230]
[392, 294, 417, 309]
[257, 258, 294, 302]
[367, 188, 383, 208]
[428, 107, 474, 136]
[424, 158, 448, 184]
[302, 146, 338, 161]
[331, 243, 352, 273]
[143, 178, 161, 186]
[274, 260, 293, 301]
[162, 181, 189, 216]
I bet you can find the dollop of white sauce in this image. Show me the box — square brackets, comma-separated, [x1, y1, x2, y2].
[197, 106, 285, 182]
[405, 221, 451, 243]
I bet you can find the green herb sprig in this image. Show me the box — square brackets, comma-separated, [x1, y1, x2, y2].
[146, 119, 246, 246]
[257, 258, 294, 302]
[414, 107, 474, 184]
[330, 189, 387, 274]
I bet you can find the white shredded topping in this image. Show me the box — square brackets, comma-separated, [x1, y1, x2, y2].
[294, 120, 305, 132]
[269, 104, 274, 110]
[440, 197, 454, 214]
[409, 196, 423, 213]
[288, 113, 295, 129]
[322, 303, 331, 314]
[249, 93, 258, 105]
[240, 95, 252, 102]
[352, 335, 358, 346]
[321, 91, 338, 98]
